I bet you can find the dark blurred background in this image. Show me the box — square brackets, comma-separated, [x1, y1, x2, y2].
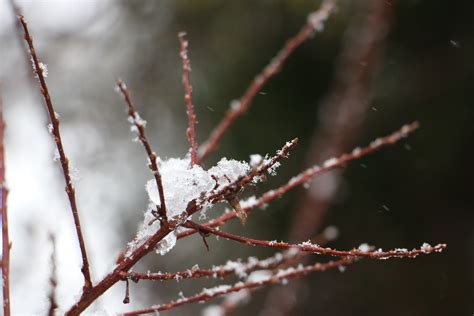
[1, 0, 473, 315]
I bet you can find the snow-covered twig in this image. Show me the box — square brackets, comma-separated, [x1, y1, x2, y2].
[197, 0, 337, 163]
[178, 32, 199, 166]
[18, 15, 92, 291]
[121, 251, 298, 283]
[116, 79, 168, 224]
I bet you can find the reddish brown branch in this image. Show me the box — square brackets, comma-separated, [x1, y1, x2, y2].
[116, 79, 168, 224]
[184, 221, 446, 260]
[1, 86, 11, 316]
[66, 226, 172, 315]
[197, 0, 337, 163]
[178, 32, 198, 166]
[178, 122, 418, 239]
[123, 257, 354, 315]
[17, 16, 93, 290]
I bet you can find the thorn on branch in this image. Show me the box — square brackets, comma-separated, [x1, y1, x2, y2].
[200, 233, 210, 251]
[226, 196, 246, 225]
[123, 278, 130, 304]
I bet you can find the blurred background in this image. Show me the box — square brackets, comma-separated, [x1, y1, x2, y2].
[1, 0, 473, 315]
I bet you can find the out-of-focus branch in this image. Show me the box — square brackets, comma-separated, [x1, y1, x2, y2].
[18, 15, 92, 291]
[197, 0, 337, 163]
[1, 85, 11, 316]
[262, 1, 398, 314]
[47, 234, 58, 316]
[291, 0, 397, 244]
[116, 79, 168, 224]
[178, 32, 199, 166]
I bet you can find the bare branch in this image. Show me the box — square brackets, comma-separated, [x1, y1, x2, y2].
[178, 32, 199, 166]
[197, 0, 337, 163]
[18, 15, 92, 290]
[116, 79, 168, 224]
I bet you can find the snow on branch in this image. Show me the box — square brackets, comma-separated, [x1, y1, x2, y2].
[116, 79, 168, 223]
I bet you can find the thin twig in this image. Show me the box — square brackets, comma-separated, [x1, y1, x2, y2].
[184, 221, 446, 260]
[47, 234, 58, 316]
[116, 79, 168, 224]
[18, 15, 92, 290]
[1, 85, 11, 316]
[178, 122, 419, 239]
[122, 258, 354, 315]
[197, 0, 337, 163]
[8, 0, 34, 85]
[178, 32, 198, 166]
